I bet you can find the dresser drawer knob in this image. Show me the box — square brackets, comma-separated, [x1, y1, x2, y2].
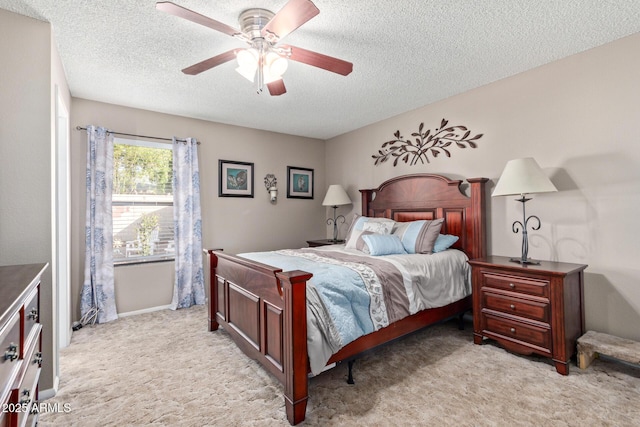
[28, 307, 39, 321]
[20, 389, 31, 405]
[510, 304, 516, 310]
[4, 343, 18, 361]
[510, 328, 516, 334]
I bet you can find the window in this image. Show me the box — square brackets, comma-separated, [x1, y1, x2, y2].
[112, 138, 174, 264]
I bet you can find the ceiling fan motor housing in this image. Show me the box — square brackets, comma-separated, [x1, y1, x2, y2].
[239, 8, 275, 43]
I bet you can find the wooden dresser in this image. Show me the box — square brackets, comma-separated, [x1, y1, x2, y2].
[0, 263, 48, 427]
[469, 256, 587, 375]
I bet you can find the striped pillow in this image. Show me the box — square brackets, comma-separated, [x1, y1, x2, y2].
[392, 218, 444, 254]
[360, 234, 408, 256]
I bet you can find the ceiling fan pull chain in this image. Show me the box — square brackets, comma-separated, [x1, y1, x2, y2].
[257, 45, 265, 93]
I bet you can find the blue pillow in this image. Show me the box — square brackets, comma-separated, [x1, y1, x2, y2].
[360, 234, 407, 256]
[433, 234, 459, 253]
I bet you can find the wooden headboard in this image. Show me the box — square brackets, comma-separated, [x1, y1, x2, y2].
[360, 174, 488, 260]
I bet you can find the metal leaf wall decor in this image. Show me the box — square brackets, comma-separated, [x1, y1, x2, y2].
[372, 118, 483, 166]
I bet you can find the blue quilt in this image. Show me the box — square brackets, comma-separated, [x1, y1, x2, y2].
[240, 250, 374, 347]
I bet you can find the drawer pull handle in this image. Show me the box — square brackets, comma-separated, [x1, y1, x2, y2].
[510, 304, 516, 310]
[28, 307, 39, 321]
[510, 328, 516, 334]
[20, 389, 31, 405]
[4, 343, 18, 361]
[509, 283, 515, 289]
[33, 351, 43, 365]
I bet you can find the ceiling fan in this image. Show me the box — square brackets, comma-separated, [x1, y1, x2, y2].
[156, 0, 353, 96]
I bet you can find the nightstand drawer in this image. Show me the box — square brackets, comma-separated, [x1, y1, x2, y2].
[482, 272, 549, 298]
[483, 292, 549, 323]
[484, 313, 551, 351]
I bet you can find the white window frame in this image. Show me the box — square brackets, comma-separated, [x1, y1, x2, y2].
[112, 137, 174, 266]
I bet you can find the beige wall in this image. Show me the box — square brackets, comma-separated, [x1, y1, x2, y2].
[326, 32, 640, 341]
[0, 9, 57, 391]
[70, 98, 326, 318]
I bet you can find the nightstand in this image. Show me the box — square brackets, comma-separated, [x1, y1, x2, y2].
[306, 239, 343, 247]
[469, 256, 587, 375]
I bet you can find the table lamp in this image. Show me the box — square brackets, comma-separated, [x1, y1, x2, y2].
[492, 157, 557, 264]
[322, 185, 352, 242]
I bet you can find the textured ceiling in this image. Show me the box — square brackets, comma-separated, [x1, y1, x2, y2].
[2, 0, 640, 139]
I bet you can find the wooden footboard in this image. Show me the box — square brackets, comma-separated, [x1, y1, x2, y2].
[204, 249, 312, 425]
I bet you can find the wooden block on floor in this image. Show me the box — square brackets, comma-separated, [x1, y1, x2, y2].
[577, 330, 640, 369]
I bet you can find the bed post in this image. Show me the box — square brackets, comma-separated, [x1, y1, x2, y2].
[361, 189, 374, 217]
[204, 249, 220, 332]
[277, 270, 313, 425]
[467, 178, 488, 260]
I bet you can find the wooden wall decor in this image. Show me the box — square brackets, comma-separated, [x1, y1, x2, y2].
[372, 118, 483, 166]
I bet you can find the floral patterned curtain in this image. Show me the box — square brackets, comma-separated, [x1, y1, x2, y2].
[171, 137, 205, 309]
[80, 125, 117, 324]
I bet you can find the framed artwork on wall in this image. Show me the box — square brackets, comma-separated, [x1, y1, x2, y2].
[287, 166, 314, 199]
[219, 159, 254, 198]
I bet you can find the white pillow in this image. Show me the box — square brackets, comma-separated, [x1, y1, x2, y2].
[344, 215, 395, 249]
[362, 220, 394, 235]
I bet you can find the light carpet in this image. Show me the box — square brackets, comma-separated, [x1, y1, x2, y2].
[39, 305, 639, 426]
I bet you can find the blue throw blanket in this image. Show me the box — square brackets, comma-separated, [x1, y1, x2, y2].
[240, 250, 374, 347]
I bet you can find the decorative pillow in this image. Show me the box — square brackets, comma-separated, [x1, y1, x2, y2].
[360, 234, 407, 256]
[355, 231, 375, 253]
[433, 234, 459, 253]
[344, 214, 396, 248]
[362, 220, 394, 235]
[391, 218, 444, 254]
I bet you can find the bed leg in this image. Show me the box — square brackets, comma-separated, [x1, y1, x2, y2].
[347, 359, 355, 385]
[457, 312, 466, 330]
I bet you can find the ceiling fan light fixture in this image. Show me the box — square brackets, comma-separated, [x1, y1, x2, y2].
[266, 51, 288, 77]
[235, 48, 259, 81]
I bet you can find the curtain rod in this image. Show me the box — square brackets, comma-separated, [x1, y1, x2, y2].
[75, 126, 200, 144]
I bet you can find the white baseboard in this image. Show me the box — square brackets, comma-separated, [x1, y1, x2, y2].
[118, 304, 172, 318]
[39, 375, 60, 400]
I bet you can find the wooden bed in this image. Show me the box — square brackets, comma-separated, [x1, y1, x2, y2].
[204, 173, 488, 425]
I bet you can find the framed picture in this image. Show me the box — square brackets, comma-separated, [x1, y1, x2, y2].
[219, 160, 254, 198]
[287, 166, 314, 199]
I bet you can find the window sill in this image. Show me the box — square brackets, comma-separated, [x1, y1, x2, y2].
[115, 255, 175, 267]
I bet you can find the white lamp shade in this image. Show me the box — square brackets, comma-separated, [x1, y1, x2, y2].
[235, 48, 258, 82]
[322, 185, 352, 206]
[492, 157, 558, 197]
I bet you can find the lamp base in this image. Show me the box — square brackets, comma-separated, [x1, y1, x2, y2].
[509, 257, 541, 265]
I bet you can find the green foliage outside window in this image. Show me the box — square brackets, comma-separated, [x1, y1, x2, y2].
[113, 144, 173, 195]
[136, 213, 159, 256]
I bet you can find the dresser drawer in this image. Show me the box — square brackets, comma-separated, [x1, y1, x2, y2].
[23, 287, 40, 349]
[483, 291, 549, 323]
[7, 330, 41, 427]
[482, 272, 549, 298]
[484, 313, 551, 351]
[0, 312, 21, 401]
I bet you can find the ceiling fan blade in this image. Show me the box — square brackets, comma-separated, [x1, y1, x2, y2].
[284, 45, 353, 76]
[261, 0, 319, 42]
[156, 1, 241, 37]
[182, 50, 238, 75]
[267, 79, 287, 96]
